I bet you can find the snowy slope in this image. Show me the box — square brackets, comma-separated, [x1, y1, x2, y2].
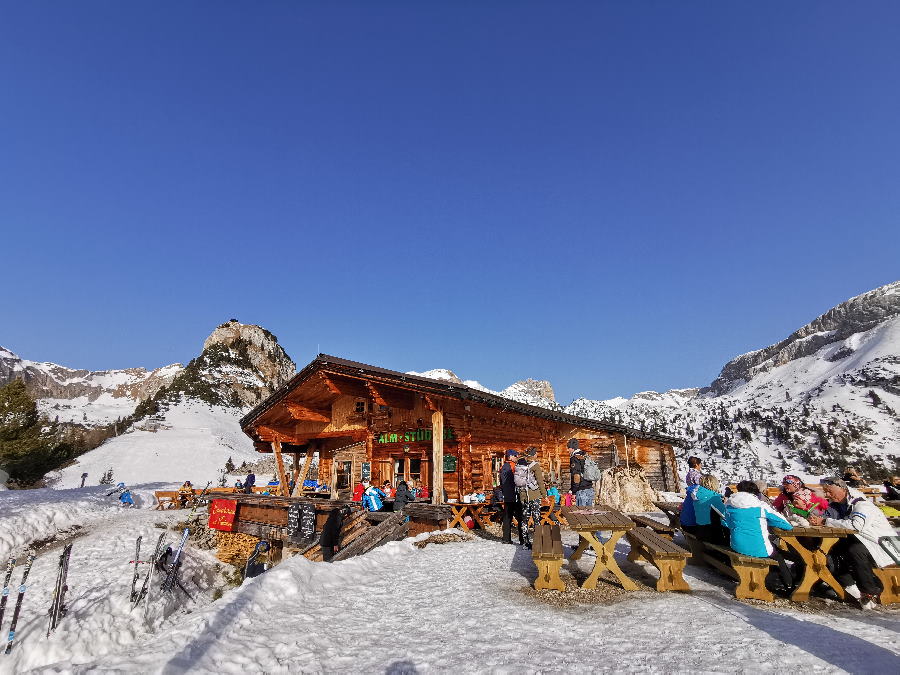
[46, 401, 260, 489]
[0, 487, 896, 672]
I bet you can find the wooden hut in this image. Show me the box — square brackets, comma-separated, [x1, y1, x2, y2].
[239, 354, 680, 502]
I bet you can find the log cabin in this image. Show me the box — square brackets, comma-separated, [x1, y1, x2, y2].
[239, 354, 681, 503]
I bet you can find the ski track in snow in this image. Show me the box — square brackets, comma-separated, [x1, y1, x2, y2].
[0, 491, 897, 673]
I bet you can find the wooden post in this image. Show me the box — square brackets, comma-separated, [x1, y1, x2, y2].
[623, 434, 630, 470]
[432, 410, 444, 505]
[292, 448, 314, 497]
[272, 441, 289, 497]
[330, 451, 339, 499]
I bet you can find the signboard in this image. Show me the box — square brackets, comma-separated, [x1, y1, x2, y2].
[288, 503, 317, 539]
[208, 499, 237, 531]
[375, 427, 456, 444]
[443, 455, 457, 472]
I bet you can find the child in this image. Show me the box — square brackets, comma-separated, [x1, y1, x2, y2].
[547, 484, 561, 505]
[562, 490, 574, 507]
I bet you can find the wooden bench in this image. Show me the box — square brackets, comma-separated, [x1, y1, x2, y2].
[628, 515, 676, 540]
[626, 527, 691, 592]
[532, 523, 565, 591]
[682, 532, 778, 601]
[873, 566, 900, 605]
[154, 491, 179, 510]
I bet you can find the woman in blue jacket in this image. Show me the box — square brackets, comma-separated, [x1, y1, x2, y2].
[723, 481, 795, 593]
[694, 475, 727, 545]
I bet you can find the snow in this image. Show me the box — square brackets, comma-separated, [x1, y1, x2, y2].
[0, 488, 897, 673]
[46, 401, 260, 489]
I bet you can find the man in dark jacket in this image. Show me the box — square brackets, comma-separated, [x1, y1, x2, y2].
[394, 480, 414, 512]
[244, 472, 256, 494]
[569, 444, 594, 506]
[499, 449, 521, 544]
[320, 506, 350, 562]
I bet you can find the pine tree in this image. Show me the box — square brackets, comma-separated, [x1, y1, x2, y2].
[225, 456, 235, 473]
[0, 380, 60, 484]
[99, 467, 115, 485]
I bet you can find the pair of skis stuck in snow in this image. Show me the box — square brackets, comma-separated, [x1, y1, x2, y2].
[129, 528, 191, 611]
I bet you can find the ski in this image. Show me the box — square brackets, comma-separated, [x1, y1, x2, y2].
[0, 557, 16, 631]
[186, 481, 213, 520]
[161, 529, 189, 592]
[129, 536, 143, 602]
[46, 544, 73, 637]
[132, 533, 165, 611]
[105, 482, 126, 497]
[4, 552, 36, 654]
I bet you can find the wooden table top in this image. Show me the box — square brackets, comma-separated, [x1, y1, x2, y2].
[772, 526, 851, 538]
[561, 506, 634, 531]
[653, 501, 683, 513]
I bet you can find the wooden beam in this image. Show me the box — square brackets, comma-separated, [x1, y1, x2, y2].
[366, 382, 415, 410]
[271, 441, 290, 497]
[330, 452, 339, 500]
[292, 447, 315, 496]
[320, 373, 369, 399]
[423, 394, 439, 412]
[257, 425, 296, 444]
[284, 402, 331, 423]
[432, 410, 444, 505]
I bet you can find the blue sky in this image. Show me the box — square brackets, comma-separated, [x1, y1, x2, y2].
[2, 2, 898, 403]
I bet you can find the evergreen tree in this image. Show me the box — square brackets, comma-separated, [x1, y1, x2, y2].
[225, 456, 235, 473]
[99, 467, 115, 485]
[0, 380, 60, 484]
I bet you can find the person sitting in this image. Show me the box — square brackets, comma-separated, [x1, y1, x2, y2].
[808, 477, 895, 609]
[842, 467, 865, 488]
[417, 483, 430, 501]
[679, 483, 700, 535]
[882, 476, 900, 501]
[772, 475, 829, 525]
[685, 456, 703, 487]
[119, 489, 135, 507]
[361, 480, 386, 512]
[723, 480, 795, 595]
[695, 474, 728, 545]
[382, 480, 395, 498]
[178, 481, 194, 508]
[547, 483, 561, 505]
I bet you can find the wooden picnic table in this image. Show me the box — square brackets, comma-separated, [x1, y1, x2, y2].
[772, 526, 851, 602]
[653, 501, 683, 528]
[445, 502, 492, 529]
[562, 506, 637, 591]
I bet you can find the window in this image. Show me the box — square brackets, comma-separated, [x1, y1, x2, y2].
[354, 400, 366, 414]
[336, 461, 353, 489]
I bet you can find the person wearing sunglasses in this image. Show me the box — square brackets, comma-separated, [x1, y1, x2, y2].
[772, 475, 829, 523]
[808, 477, 894, 609]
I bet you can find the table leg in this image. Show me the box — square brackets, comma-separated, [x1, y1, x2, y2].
[569, 533, 590, 561]
[581, 530, 638, 591]
[783, 536, 845, 602]
[468, 506, 487, 529]
[447, 506, 466, 530]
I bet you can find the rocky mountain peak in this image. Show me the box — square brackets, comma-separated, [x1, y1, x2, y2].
[709, 281, 900, 395]
[508, 378, 556, 402]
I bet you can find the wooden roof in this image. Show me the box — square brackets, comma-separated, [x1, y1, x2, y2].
[240, 354, 681, 446]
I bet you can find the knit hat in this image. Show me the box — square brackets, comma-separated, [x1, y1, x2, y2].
[505, 449, 519, 459]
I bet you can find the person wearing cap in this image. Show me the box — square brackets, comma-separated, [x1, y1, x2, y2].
[568, 441, 594, 506]
[808, 477, 894, 608]
[499, 449, 521, 544]
[517, 447, 548, 549]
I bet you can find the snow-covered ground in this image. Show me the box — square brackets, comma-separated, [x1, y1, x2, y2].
[46, 401, 260, 489]
[0, 488, 897, 673]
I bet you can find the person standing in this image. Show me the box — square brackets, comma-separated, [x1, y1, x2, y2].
[517, 447, 548, 549]
[320, 506, 349, 562]
[569, 444, 594, 506]
[393, 480, 414, 512]
[685, 456, 703, 488]
[244, 471, 256, 494]
[499, 449, 521, 544]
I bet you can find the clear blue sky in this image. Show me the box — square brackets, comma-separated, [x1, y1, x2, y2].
[2, 2, 898, 404]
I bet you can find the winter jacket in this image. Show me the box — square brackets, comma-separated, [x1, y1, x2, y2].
[883, 482, 900, 501]
[394, 484, 414, 511]
[569, 455, 592, 493]
[680, 486, 699, 527]
[362, 486, 385, 512]
[772, 491, 829, 516]
[723, 491, 793, 557]
[245, 473, 256, 488]
[351, 483, 365, 502]
[692, 486, 725, 526]
[499, 461, 518, 503]
[523, 461, 548, 503]
[547, 486, 561, 505]
[320, 507, 345, 549]
[685, 468, 702, 487]
[824, 487, 896, 568]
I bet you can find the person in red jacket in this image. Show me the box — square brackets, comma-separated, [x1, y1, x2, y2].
[351, 480, 365, 502]
[772, 475, 829, 519]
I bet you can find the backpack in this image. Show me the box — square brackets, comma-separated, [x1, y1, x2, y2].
[581, 456, 602, 482]
[514, 463, 538, 491]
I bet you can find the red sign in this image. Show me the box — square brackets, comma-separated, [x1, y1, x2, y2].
[208, 499, 237, 531]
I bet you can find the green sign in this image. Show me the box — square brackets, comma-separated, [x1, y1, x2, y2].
[375, 427, 456, 444]
[442, 455, 457, 472]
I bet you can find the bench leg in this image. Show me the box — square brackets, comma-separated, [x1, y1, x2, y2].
[534, 559, 566, 591]
[655, 558, 691, 593]
[683, 535, 707, 566]
[733, 563, 774, 602]
[873, 569, 900, 605]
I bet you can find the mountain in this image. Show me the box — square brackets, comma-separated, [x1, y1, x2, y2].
[567, 281, 900, 481]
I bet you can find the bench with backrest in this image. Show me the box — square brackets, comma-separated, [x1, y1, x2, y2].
[873, 566, 900, 604]
[682, 531, 777, 601]
[532, 523, 565, 591]
[629, 514, 677, 540]
[626, 527, 691, 592]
